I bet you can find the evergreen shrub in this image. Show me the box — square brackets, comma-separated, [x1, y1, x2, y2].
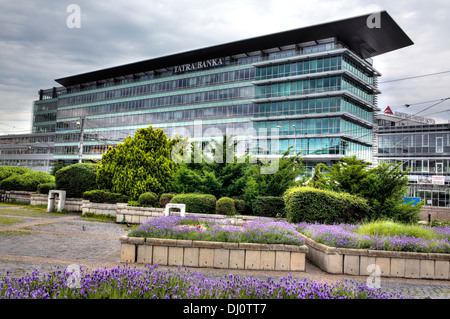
[83, 189, 129, 204]
[216, 197, 236, 216]
[55, 163, 98, 198]
[252, 196, 286, 218]
[284, 187, 372, 224]
[170, 193, 217, 215]
[138, 192, 158, 207]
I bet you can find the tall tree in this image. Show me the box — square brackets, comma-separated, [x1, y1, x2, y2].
[96, 126, 179, 200]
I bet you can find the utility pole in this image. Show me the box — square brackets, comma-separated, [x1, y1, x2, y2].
[77, 116, 85, 163]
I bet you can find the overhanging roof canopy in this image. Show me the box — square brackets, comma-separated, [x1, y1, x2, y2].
[55, 11, 413, 87]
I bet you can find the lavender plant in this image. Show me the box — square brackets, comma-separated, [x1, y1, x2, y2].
[297, 222, 450, 254]
[0, 264, 405, 299]
[129, 216, 305, 246]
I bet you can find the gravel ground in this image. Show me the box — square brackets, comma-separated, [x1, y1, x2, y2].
[0, 205, 449, 299]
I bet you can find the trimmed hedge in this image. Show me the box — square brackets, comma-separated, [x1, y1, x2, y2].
[216, 197, 236, 216]
[83, 190, 129, 204]
[252, 196, 286, 218]
[0, 170, 55, 192]
[170, 193, 217, 215]
[159, 193, 176, 208]
[138, 192, 158, 207]
[284, 186, 372, 224]
[233, 198, 247, 215]
[55, 163, 98, 198]
[37, 182, 57, 195]
[0, 166, 30, 181]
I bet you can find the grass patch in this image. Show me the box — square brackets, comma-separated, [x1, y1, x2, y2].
[0, 230, 32, 237]
[0, 216, 25, 226]
[81, 212, 115, 223]
[354, 220, 439, 240]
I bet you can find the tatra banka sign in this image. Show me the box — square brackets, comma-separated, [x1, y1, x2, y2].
[174, 58, 224, 73]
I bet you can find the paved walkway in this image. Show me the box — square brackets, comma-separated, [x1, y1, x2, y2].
[1, 205, 449, 299]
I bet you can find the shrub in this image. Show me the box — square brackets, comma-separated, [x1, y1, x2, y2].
[0, 170, 55, 192]
[37, 182, 56, 195]
[138, 192, 158, 207]
[170, 193, 217, 215]
[55, 163, 98, 198]
[252, 196, 286, 218]
[233, 198, 247, 215]
[159, 193, 176, 208]
[284, 187, 372, 224]
[83, 189, 129, 204]
[216, 197, 236, 216]
[0, 166, 31, 181]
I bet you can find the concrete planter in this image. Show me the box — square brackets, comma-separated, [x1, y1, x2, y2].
[299, 233, 450, 280]
[120, 236, 308, 272]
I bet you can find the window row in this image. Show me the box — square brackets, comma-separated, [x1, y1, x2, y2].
[57, 86, 254, 120]
[252, 137, 373, 160]
[59, 68, 256, 107]
[254, 117, 373, 142]
[378, 133, 450, 154]
[57, 104, 254, 131]
[380, 159, 450, 174]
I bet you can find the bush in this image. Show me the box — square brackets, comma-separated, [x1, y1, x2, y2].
[170, 193, 217, 215]
[138, 192, 158, 207]
[0, 166, 31, 181]
[159, 193, 176, 208]
[233, 198, 247, 215]
[284, 187, 372, 224]
[83, 189, 129, 204]
[37, 182, 56, 195]
[55, 163, 98, 198]
[252, 196, 286, 218]
[0, 170, 55, 192]
[216, 197, 236, 216]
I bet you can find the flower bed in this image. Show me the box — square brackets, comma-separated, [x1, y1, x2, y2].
[296, 222, 450, 254]
[0, 264, 405, 299]
[296, 221, 450, 279]
[129, 216, 305, 246]
[121, 216, 308, 272]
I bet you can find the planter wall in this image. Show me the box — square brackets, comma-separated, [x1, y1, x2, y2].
[299, 233, 450, 281]
[115, 203, 277, 226]
[120, 236, 308, 272]
[30, 193, 83, 211]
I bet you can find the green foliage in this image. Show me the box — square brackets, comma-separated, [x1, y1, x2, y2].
[37, 182, 56, 195]
[354, 220, 438, 240]
[252, 196, 286, 218]
[138, 192, 158, 207]
[170, 193, 217, 215]
[96, 126, 178, 200]
[159, 193, 176, 208]
[232, 198, 247, 215]
[242, 148, 306, 210]
[312, 157, 421, 223]
[50, 161, 67, 176]
[216, 197, 236, 216]
[55, 163, 98, 198]
[284, 186, 372, 224]
[0, 166, 31, 181]
[82, 189, 129, 204]
[0, 170, 55, 192]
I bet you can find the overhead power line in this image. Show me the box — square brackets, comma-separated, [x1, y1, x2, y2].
[378, 70, 450, 84]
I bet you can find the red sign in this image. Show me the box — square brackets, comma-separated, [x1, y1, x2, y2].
[384, 106, 393, 115]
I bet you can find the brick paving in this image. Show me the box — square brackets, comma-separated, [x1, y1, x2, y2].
[0, 205, 449, 299]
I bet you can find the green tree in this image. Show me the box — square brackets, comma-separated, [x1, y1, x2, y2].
[96, 126, 179, 200]
[243, 148, 306, 205]
[312, 157, 421, 222]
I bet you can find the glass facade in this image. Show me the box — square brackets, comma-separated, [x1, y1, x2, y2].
[376, 124, 450, 207]
[32, 36, 379, 170]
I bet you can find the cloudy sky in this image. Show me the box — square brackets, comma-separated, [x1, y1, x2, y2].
[0, 0, 449, 135]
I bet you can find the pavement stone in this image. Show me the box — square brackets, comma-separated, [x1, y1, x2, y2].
[0, 205, 449, 299]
